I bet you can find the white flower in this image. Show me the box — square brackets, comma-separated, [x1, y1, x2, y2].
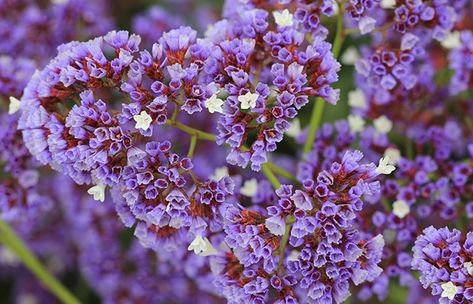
[380, 0, 396, 8]
[240, 178, 258, 197]
[376, 156, 396, 175]
[286, 118, 302, 138]
[373, 115, 392, 134]
[441, 282, 458, 300]
[348, 114, 365, 133]
[188, 235, 218, 256]
[133, 111, 153, 131]
[348, 89, 367, 109]
[8, 96, 21, 114]
[87, 184, 106, 202]
[273, 9, 293, 27]
[210, 166, 229, 180]
[205, 94, 224, 114]
[286, 250, 300, 262]
[464, 261, 473, 276]
[238, 92, 259, 110]
[441, 31, 461, 49]
[358, 16, 376, 35]
[51, 0, 68, 4]
[341, 47, 360, 65]
[384, 148, 401, 165]
[17, 294, 38, 304]
[265, 216, 286, 236]
[392, 200, 410, 219]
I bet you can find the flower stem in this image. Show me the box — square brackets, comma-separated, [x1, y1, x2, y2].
[303, 2, 345, 154]
[187, 135, 198, 158]
[261, 164, 281, 189]
[0, 220, 81, 304]
[166, 120, 295, 187]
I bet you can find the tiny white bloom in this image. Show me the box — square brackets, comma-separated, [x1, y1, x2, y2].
[358, 16, 376, 35]
[51, 0, 68, 4]
[8, 96, 21, 114]
[348, 114, 365, 133]
[376, 156, 396, 175]
[0, 248, 19, 266]
[441, 31, 461, 49]
[133, 111, 153, 131]
[392, 200, 410, 219]
[341, 47, 360, 65]
[17, 294, 38, 304]
[205, 94, 224, 114]
[273, 9, 294, 27]
[348, 89, 367, 109]
[373, 115, 393, 134]
[441, 282, 458, 300]
[188, 235, 218, 256]
[464, 261, 473, 276]
[87, 184, 106, 202]
[384, 148, 401, 165]
[286, 118, 302, 138]
[210, 166, 229, 180]
[238, 92, 259, 110]
[331, 0, 339, 15]
[380, 0, 396, 8]
[240, 178, 258, 197]
[286, 250, 300, 262]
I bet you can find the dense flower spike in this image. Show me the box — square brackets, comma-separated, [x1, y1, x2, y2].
[2, 0, 473, 303]
[412, 226, 473, 303]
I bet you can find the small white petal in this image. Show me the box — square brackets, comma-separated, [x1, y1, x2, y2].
[384, 148, 401, 165]
[205, 94, 224, 114]
[133, 111, 153, 131]
[286, 250, 300, 262]
[286, 119, 302, 138]
[8, 96, 21, 114]
[359, 17, 376, 35]
[376, 157, 396, 175]
[380, 0, 396, 8]
[464, 261, 473, 276]
[348, 114, 365, 133]
[240, 178, 258, 197]
[341, 47, 360, 65]
[210, 166, 229, 180]
[348, 89, 367, 109]
[273, 9, 294, 27]
[87, 184, 106, 202]
[238, 92, 259, 110]
[392, 200, 410, 219]
[188, 235, 218, 256]
[441, 282, 458, 301]
[441, 31, 461, 49]
[373, 115, 392, 134]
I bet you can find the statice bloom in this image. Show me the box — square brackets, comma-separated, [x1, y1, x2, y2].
[0, 0, 112, 64]
[211, 150, 384, 303]
[0, 56, 36, 98]
[412, 226, 473, 303]
[114, 140, 235, 252]
[207, 8, 340, 170]
[132, 6, 184, 47]
[449, 31, 473, 95]
[222, 0, 336, 37]
[391, 1, 460, 40]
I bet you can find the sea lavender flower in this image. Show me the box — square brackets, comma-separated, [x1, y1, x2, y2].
[412, 226, 473, 303]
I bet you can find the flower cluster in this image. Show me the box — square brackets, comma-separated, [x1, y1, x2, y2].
[412, 226, 473, 303]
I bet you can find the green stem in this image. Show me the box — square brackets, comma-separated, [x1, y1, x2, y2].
[261, 164, 281, 189]
[303, 1, 345, 155]
[266, 163, 299, 184]
[166, 119, 216, 141]
[187, 135, 197, 158]
[166, 120, 296, 186]
[0, 220, 81, 304]
[303, 97, 326, 154]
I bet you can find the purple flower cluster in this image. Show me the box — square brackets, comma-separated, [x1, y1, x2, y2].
[412, 226, 473, 303]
